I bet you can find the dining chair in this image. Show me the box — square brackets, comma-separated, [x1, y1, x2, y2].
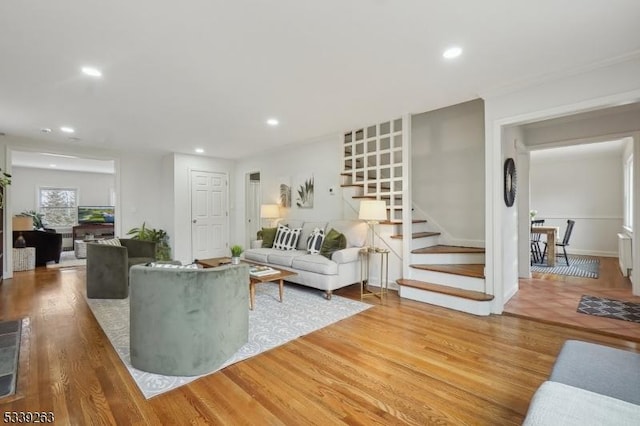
[542, 220, 575, 266]
[530, 219, 545, 264]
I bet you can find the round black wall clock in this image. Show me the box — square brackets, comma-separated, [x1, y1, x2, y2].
[504, 158, 517, 207]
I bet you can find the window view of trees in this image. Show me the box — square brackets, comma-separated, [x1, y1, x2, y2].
[39, 187, 77, 227]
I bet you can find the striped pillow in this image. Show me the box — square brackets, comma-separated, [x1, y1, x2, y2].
[306, 228, 325, 254]
[273, 224, 301, 250]
[97, 238, 121, 246]
[149, 262, 198, 269]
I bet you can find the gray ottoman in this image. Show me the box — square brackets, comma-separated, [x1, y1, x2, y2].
[549, 340, 640, 405]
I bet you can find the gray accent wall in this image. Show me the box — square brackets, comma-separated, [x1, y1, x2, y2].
[411, 98, 485, 243]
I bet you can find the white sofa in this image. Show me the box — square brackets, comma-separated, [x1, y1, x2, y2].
[244, 219, 368, 299]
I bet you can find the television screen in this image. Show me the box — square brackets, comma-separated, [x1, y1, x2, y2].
[78, 206, 115, 224]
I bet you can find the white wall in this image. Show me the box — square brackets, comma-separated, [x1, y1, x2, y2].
[169, 153, 237, 264]
[530, 146, 623, 256]
[10, 166, 114, 217]
[484, 55, 640, 311]
[411, 99, 485, 243]
[234, 134, 343, 247]
[502, 126, 520, 303]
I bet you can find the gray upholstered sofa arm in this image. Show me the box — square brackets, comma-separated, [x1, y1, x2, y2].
[120, 238, 156, 259]
[87, 243, 128, 298]
[331, 247, 361, 264]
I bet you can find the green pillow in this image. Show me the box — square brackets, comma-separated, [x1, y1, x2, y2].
[260, 227, 277, 248]
[320, 228, 347, 259]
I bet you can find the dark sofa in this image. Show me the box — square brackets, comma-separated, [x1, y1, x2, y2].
[13, 230, 63, 266]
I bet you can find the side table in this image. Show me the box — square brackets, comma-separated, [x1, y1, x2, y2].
[13, 247, 36, 272]
[359, 247, 389, 302]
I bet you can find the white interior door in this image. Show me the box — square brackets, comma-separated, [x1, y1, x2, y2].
[191, 170, 228, 260]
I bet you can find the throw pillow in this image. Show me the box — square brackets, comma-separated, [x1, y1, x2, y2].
[273, 224, 301, 250]
[306, 228, 325, 254]
[320, 228, 347, 259]
[97, 238, 121, 246]
[148, 262, 198, 269]
[260, 227, 278, 248]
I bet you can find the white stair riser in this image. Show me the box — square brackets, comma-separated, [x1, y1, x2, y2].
[408, 269, 485, 292]
[399, 287, 491, 316]
[410, 253, 485, 264]
[410, 235, 440, 250]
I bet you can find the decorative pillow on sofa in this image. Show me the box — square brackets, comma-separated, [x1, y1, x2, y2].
[148, 262, 198, 270]
[320, 228, 347, 259]
[258, 227, 278, 248]
[306, 228, 325, 254]
[273, 224, 301, 250]
[97, 238, 121, 246]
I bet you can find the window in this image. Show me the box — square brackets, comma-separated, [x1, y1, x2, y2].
[39, 187, 78, 227]
[623, 155, 633, 231]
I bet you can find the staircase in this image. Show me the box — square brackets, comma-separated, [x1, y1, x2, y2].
[341, 117, 494, 316]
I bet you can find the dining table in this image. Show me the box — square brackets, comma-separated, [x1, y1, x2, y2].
[531, 226, 560, 266]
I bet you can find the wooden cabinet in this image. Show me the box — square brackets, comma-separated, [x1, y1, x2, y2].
[72, 224, 114, 241]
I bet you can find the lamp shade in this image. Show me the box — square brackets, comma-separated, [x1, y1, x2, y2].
[12, 216, 34, 231]
[358, 200, 387, 222]
[260, 204, 280, 219]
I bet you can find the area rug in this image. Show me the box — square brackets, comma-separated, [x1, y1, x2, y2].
[0, 319, 22, 398]
[47, 252, 86, 269]
[87, 284, 371, 399]
[577, 295, 640, 323]
[531, 255, 599, 279]
[46, 259, 86, 269]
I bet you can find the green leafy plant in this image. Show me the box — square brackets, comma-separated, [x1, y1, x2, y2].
[127, 222, 171, 260]
[20, 210, 44, 229]
[0, 168, 12, 208]
[230, 245, 244, 257]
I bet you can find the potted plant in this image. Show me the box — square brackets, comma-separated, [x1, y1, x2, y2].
[0, 168, 11, 208]
[127, 222, 171, 261]
[230, 245, 243, 264]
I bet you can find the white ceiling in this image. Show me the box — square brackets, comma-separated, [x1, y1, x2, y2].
[1, 1, 639, 159]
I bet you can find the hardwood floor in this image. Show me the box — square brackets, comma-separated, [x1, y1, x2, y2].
[1, 266, 639, 424]
[505, 256, 640, 341]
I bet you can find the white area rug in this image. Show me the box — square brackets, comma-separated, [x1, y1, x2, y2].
[47, 251, 86, 269]
[86, 283, 371, 399]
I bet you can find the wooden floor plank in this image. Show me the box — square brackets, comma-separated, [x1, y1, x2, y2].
[1, 266, 638, 424]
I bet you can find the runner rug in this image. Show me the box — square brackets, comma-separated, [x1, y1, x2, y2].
[577, 295, 640, 323]
[87, 284, 371, 399]
[531, 255, 599, 279]
[0, 319, 22, 398]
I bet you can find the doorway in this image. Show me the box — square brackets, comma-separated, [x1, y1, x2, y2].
[190, 170, 229, 259]
[245, 171, 261, 249]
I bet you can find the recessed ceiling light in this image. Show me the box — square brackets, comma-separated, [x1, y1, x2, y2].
[195, 148, 204, 154]
[443, 46, 463, 59]
[60, 126, 75, 133]
[82, 66, 102, 77]
[266, 118, 279, 126]
[41, 127, 52, 133]
[49, 164, 57, 168]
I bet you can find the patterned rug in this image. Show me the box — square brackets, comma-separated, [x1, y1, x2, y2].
[577, 295, 640, 323]
[531, 255, 599, 279]
[0, 319, 22, 398]
[87, 284, 371, 399]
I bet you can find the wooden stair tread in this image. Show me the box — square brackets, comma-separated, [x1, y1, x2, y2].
[410, 264, 485, 278]
[397, 279, 493, 301]
[390, 230, 437, 239]
[412, 245, 485, 254]
[340, 183, 391, 190]
[382, 219, 427, 225]
[352, 195, 377, 200]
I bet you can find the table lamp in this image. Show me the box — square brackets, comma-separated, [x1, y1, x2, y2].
[358, 200, 387, 252]
[260, 204, 280, 227]
[13, 216, 34, 248]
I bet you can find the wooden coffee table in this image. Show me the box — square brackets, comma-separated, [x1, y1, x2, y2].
[244, 261, 297, 310]
[195, 257, 297, 310]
